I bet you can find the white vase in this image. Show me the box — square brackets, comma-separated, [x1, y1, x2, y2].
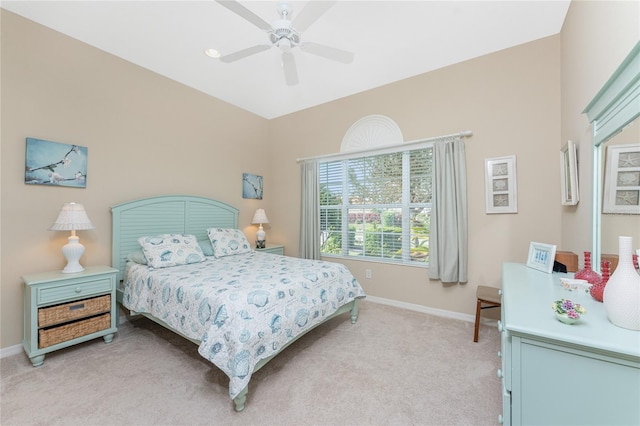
[603, 236, 640, 331]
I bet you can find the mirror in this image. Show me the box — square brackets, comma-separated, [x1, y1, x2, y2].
[586, 41, 640, 269]
[599, 120, 640, 261]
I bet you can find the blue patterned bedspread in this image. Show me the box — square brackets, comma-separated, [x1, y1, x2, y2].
[123, 251, 365, 399]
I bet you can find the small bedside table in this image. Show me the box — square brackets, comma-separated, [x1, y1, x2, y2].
[255, 245, 285, 255]
[22, 265, 118, 367]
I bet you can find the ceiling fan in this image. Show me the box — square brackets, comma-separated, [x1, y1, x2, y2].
[215, 0, 354, 86]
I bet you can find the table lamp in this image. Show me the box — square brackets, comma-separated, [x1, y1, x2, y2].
[251, 208, 269, 249]
[49, 202, 94, 273]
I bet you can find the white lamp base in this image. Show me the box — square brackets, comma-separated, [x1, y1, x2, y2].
[61, 235, 85, 273]
[256, 224, 266, 249]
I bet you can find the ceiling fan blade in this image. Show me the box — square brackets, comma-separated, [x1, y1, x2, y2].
[300, 42, 354, 64]
[292, 1, 336, 32]
[215, 0, 271, 31]
[282, 51, 299, 86]
[220, 45, 271, 63]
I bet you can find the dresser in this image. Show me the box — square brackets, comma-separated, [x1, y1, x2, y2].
[499, 263, 640, 425]
[22, 265, 118, 367]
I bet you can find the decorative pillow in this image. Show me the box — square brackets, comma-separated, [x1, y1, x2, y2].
[207, 228, 252, 258]
[198, 239, 215, 257]
[137, 234, 205, 268]
[127, 250, 148, 265]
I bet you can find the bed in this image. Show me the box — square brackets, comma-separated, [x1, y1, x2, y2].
[111, 195, 365, 411]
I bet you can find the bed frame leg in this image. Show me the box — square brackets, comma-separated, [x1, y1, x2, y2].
[233, 386, 248, 412]
[350, 301, 359, 324]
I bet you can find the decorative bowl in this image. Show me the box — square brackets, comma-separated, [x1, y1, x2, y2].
[559, 278, 592, 294]
[552, 298, 586, 325]
[555, 312, 580, 325]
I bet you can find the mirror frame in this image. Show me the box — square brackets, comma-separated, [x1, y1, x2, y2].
[583, 41, 640, 269]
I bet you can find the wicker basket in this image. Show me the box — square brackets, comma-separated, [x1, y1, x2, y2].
[39, 313, 110, 349]
[38, 295, 111, 328]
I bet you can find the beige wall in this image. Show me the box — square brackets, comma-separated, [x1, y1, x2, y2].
[269, 36, 562, 316]
[2, 2, 638, 350]
[559, 0, 640, 262]
[1, 11, 269, 348]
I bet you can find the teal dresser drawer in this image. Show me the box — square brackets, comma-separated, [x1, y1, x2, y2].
[37, 276, 113, 305]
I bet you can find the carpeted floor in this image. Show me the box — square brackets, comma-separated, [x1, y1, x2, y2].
[1, 300, 501, 425]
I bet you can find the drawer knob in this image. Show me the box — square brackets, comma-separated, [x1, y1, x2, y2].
[497, 369, 503, 379]
[498, 351, 502, 358]
[498, 289, 503, 296]
[75, 287, 82, 293]
[498, 414, 504, 424]
[497, 320, 503, 332]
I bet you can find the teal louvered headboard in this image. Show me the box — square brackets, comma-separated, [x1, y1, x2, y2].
[111, 195, 239, 283]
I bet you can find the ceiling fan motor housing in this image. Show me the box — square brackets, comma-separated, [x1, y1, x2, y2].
[270, 20, 300, 48]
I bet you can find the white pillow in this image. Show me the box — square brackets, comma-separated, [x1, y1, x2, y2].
[137, 234, 205, 268]
[207, 228, 252, 258]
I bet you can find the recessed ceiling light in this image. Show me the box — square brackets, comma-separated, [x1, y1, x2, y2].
[204, 48, 221, 58]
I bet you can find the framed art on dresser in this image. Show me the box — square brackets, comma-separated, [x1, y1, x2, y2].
[526, 241, 557, 273]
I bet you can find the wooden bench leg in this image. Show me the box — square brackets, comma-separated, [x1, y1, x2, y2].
[473, 299, 482, 342]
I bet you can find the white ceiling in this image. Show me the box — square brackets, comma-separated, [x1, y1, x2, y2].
[2, 1, 570, 119]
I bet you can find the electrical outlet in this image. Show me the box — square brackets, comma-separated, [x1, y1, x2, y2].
[365, 269, 372, 279]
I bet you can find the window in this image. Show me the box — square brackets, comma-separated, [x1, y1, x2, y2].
[319, 146, 432, 265]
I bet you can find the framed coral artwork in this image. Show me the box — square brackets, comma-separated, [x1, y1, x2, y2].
[25, 138, 87, 188]
[485, 155, 517, 214]
[603, 143, 640, 214]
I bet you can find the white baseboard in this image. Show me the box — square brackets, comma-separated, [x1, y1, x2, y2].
[1, 344, 24, 359]
[2, 297, 496, 358]
[364, 295, 498, 327]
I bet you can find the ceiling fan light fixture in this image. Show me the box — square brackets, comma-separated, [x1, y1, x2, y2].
[204, 48, 221, 58]
[277, 37, 292, 52]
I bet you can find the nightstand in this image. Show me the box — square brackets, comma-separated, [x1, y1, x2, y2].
[256, 245, 284, 255]
[22, 265, 118, 367]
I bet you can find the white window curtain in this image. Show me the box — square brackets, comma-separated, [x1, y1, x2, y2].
[428, 138, 468, 283]
[299, 159, 320, 259]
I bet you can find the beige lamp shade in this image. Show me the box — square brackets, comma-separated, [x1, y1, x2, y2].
[50, 202, 94, 231]
[50, 202, 94, 273]
[251, 208, 269, 225]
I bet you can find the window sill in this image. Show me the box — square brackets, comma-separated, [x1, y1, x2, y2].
[320, 254, 429, 268]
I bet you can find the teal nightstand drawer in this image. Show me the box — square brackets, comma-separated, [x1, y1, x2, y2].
[37, 277, 113, 305]
[256, 245, 284, 255]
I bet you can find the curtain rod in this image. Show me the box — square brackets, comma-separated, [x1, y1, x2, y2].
[295, 130, 473, 163]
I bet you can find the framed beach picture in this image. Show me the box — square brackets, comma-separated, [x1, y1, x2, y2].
[242, 173, 263, 199]
[25, 138, 87, 188]
[526, 241, 557, 273]
[485, 155, 517, 213]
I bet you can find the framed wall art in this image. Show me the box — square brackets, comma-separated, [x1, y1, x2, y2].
[526, 241, 557, 273]
[485, 155, 517, 214]
[242, 173, 263, 199]
[560, 140, 579, 205]
[25, 138, 87, 188]
[603, 143, 640, 214]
